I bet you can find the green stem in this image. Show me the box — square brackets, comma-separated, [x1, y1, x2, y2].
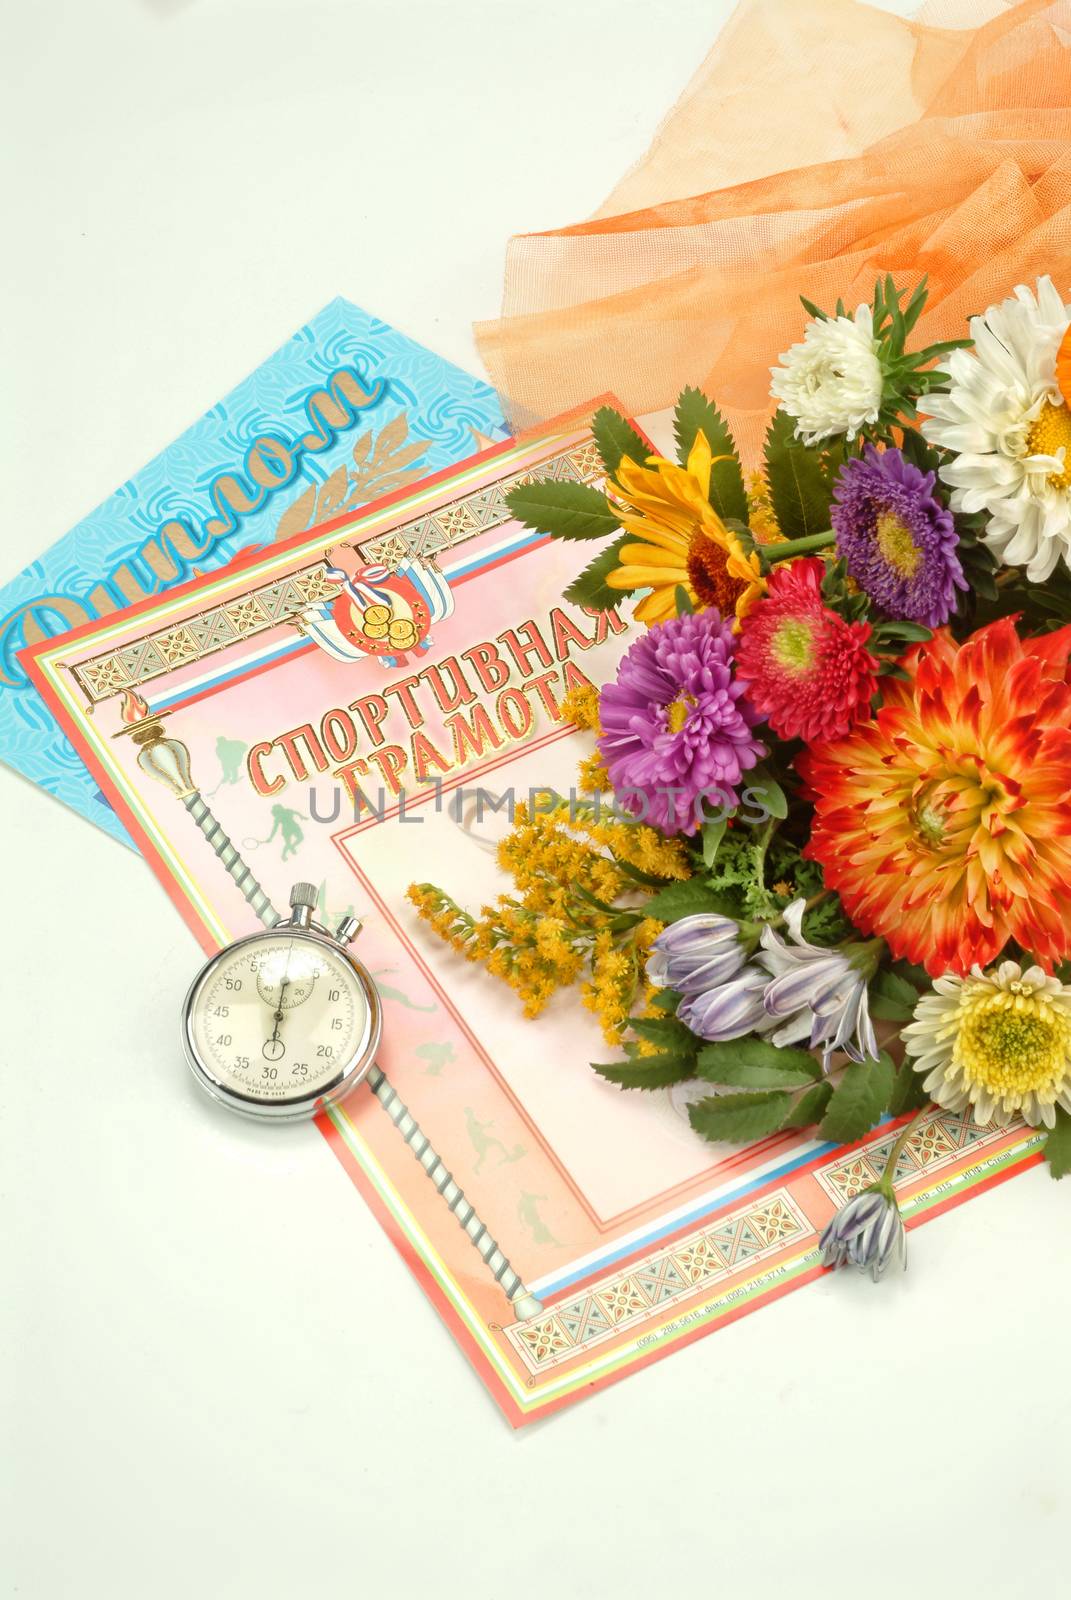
[873, 1105, 930, 1200]
[842, 935, 886, 982]
[747, 815, 783, 920]
[761, 530, 836, 565]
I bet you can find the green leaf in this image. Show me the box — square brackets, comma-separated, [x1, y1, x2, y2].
[697, 1037, 821, 1088]
[868, 969, 921, 1023]
[562, 532, 629, 610]
[505, 480, 620, 540]
[763, 410, 834, 538]
[898, 425, 941, 476]
[965, 563, 998, 603]
[819, 1053, 896, 1144]
[701, 816, 727, 868]
[749, 777, 788, 820]
[629, 1015, 699, 1061]
[888, 1057, 931, 1117]
[916, 339, 973, 358]
[649, 987, 682, 1014]
[592, 406, 650, 480]
[783, 1079, 833, 1129]
[868, 993, 916, 1023]
[874, 620, 933, 643]
[902, 275, 929, 336]
[1044, 1105, 1071, 1179]
[675, 584, 695, 615]
[673, 386, 719, 463]
[872, 969, 921, 1008]
[688, 1090, 794, 1143]
[672, 387, 749, 523]
[644, 881, 740, 924]
[593, 1053, 694, 1090]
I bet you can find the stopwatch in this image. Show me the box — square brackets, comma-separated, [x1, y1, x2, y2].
[182, 882, 382, 1122]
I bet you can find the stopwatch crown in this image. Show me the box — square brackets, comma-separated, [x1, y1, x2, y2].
[288, 882, 318, 929]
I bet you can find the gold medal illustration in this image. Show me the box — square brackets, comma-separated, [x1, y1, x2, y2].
[359, 601, 392, 640]
[388, 618, 418, 648]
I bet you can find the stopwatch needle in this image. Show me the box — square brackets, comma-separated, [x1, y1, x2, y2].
[262, 964, 291, 1061]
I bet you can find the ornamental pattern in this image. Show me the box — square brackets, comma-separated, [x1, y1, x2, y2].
[69, 438, 602, 704]
[359, 439, 602, 566]
[814, 1106, 1008, 1205]
[70, 566, 337, 703]
[505, 1190, 807, 1373]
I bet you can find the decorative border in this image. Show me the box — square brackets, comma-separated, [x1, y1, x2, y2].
[504, 1188, 809, 1374]
[70, 566, 337, 702]
[68, 437, 605, 704]
[502, 1106, 1030, 1382]
[359, 435, 603, 566]
[814, 1107, 1002, 1205]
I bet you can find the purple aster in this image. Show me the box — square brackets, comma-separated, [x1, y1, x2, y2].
[597, 610, 764, 837]
[830, 444, 967, 627]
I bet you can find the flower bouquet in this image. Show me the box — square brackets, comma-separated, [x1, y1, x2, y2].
[410, 274, 1071, 1279]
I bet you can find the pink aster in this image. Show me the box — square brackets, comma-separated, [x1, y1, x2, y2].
[735, 557, 878, 742]
[597, 610, 765, 836]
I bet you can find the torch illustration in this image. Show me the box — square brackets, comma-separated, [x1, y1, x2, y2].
[115, 691, 544, 1324]
[118, 692, 278, 925]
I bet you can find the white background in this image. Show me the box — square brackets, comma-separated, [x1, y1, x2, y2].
[2, 2, 1067, 1596]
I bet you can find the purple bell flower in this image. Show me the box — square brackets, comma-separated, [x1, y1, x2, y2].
[675, 967, 771, 1042]
[758, 900, 879, 1069]
[646, 913, 749, 997]
[820, 1188, 906, 1281]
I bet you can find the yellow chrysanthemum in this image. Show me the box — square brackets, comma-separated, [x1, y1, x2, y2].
[604, 432, 765, 627]
[903, 961, 1071, 1129]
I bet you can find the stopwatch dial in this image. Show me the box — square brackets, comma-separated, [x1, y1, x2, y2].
[190, 933, 371, 1104]
[255, 945, 319, 1009]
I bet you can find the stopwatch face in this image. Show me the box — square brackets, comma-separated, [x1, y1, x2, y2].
[183, 929, 379, 1120]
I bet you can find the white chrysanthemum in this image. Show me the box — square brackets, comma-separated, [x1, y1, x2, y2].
[770, 305, 883, 446]
[921, 276, 1071, 582]
[902, 960, 1071, 1129]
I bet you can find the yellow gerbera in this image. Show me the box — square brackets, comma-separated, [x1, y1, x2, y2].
[604, 431, 765, 627]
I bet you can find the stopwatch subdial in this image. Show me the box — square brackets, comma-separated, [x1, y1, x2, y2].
[255, 947, 319, 1010]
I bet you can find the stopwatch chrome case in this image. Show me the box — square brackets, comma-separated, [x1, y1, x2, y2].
[181, 882, 382, 1123]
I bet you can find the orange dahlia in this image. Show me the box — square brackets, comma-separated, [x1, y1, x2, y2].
[797, 618, 1071, 977]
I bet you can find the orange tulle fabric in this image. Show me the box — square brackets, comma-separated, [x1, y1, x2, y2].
[477, 0, 1071, 462]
